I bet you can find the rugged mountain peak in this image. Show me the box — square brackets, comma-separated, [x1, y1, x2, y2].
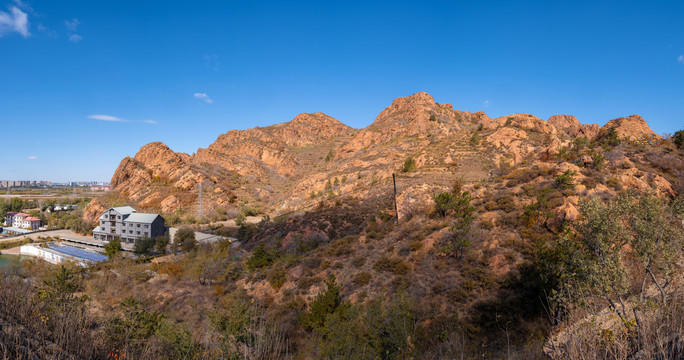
[373, 92, 436, 127]
[337, 92, 461, 155]
[548, 115, 580, 131]
[131, 142, 188, 177]
[484, 113, 556, 135]
[267, 112, 353, 147]
[471, 111, 490, 123]
[601, 114, 660, 140]
[547, 115, 601, 139]
[387, 91, 435, 109]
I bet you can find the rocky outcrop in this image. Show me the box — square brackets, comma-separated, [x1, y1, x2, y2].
[264, 112, 354, 147]
[339, 92, 462, 156]
[600, 114, 661, 141]
[83, 198, 106, 223]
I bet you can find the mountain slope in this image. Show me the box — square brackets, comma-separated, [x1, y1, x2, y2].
[85, 92, 676, 222]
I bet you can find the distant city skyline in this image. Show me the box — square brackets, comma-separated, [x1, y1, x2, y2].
[1, 0, 683, 182]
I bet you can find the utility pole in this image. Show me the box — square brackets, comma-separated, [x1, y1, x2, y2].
[393, 173, 399, 223]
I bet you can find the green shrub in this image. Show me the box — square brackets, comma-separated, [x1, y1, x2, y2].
[433, 189, 474, 218]
[599, 127, 621, 148]
[300, 275, 342, 330]
[267, 266, 287, 290]
[674, 129, 684, 149]
[133, 236, 155, 256]
[174, 228, 197, 252]
[325, 149, 334, 162]
[606, 177, 622, 190]
[469, 132, 480, 146]
[555, 169, 576, 189]
[591, 151, 606, 170]
[246, 243, 278, 271]
[402, 157, 416, 172]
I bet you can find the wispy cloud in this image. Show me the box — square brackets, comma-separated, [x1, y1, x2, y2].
[0, 6, 30, 37]
[27, 156, 37, 160]
[87, 114, 158, 125]
[678, 55, 684, 64]
[65, 18, 79, 31]
[194, 92, 213, 104]
[69, 34, 82, 42]
[483, 100, 490, 108]
[13, 0, 31, 12]
[89, 114, 127, 122]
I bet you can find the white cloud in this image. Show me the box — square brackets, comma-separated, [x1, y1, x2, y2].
[194, 92, 213, 104]
[88, 114, 158, 124]
[69, 34, 82, 42]
[13, 0, 31, 12]
[678, 55, 684, 64]
[27, 156, 37, 160]
[0, 6, 30, 38]
[88, 114, 128, 122]
[65, 18, 79, 31]
[483, 100, 490, 108]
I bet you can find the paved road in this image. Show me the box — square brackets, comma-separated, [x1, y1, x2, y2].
[0, 229, 84, 243]
[168, 227, 236, 244]
[213, 216, 262, 228]
[2, 228, 237, 250]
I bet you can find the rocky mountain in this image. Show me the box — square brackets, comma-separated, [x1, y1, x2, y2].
[85, 92, 673, 222]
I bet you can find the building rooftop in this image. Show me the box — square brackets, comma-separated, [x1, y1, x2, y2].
[47, 244, 108, 263]
[125, 213, 161, 224]
[111, 206, 136, 215]
[1, 227, 32, 234]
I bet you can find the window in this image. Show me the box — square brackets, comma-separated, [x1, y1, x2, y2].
[137, 231, 140, 235]
[117, 216, 121, 219]
[137, 224, 141, 228]
[144, 225, 149, 228]
[104, 215, 108, 219]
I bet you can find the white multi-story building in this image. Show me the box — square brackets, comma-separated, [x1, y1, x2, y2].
[5, 212, 41, 229]
[92, 206, 166, 243]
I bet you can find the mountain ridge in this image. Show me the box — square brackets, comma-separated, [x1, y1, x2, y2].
[84, 91, 665, 222]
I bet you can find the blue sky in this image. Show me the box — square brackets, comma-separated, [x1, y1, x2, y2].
[1, 0, 683, 182]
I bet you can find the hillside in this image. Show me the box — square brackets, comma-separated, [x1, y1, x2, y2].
[49, 92, 684, 359]
[85, 91, 670, 223]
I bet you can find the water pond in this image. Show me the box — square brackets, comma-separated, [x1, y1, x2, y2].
[0, 254, 24, 268]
